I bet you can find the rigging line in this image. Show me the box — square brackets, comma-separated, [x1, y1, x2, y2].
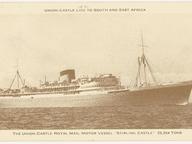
[142, 56, 147, 86]
[134, 57, 141, 87]
[17, 70, 25, 87]
[135, 58, 139, 86]
[9, 73, 17, 90]
[144, 56, 157, 83]
[17, 71, 20, 89]
[138, 57, 142, 85]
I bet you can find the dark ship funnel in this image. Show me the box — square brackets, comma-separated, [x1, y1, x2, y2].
[60, 69, 75, 83]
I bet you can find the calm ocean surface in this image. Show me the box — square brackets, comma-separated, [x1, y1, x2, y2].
[0, 104, 192, 129]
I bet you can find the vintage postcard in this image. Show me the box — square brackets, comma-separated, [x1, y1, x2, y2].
[0, 2, 192, 141]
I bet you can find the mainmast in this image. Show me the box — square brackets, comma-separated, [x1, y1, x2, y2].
[141, 32, 147, 85]
[134, 33, 157, 87]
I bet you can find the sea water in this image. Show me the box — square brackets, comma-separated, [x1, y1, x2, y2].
[0, 103, 192, 129]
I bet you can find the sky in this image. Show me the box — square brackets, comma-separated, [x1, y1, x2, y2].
[1, 3, 192, 88]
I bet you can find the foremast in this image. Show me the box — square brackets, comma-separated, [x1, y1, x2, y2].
[9, 69, 25, 90]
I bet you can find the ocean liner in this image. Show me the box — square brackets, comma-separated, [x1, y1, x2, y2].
[0, 36, 192, 107]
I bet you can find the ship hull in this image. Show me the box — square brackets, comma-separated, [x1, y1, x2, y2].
[0, 83, 191, 108]
[110, 83, 192, 105]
